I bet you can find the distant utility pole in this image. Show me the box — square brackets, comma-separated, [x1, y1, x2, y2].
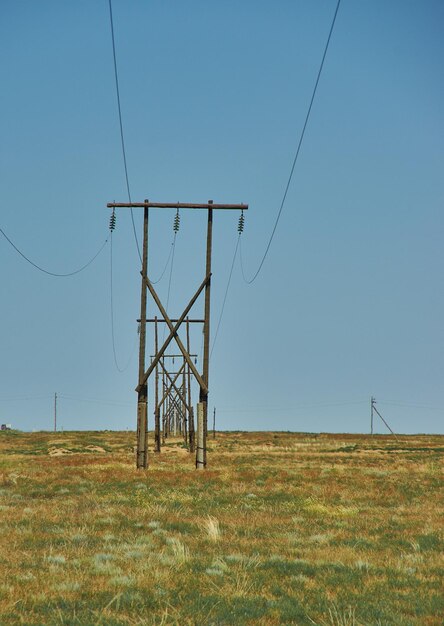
[370, 397, 398, 441]
[370, 396, 375, 435]
[54, 392, 57, 432]
[213, 406, 216, 439]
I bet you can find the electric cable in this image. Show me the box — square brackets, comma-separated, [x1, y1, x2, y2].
[149, 238, 175, 285]
[210, 234, 240, 359]
[198, 327, 205, 368]
[217, 400, 368, 413]
[108, 0, 142, 265]
[0, 394, 54, 402]
[161, 232, 177, 342]
[378, 401, 444, 412]
[240, 0, 341, 284]
[0, 225, 108, 277]
[58, 393, 132, 407]
[110, 232, 138, 372]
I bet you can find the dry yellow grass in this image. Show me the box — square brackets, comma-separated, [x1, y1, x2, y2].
[0, 430, 442, 625]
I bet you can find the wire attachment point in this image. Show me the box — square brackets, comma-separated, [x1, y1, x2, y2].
[173, 209, 180, 233]
[238, 210, 245, 234]
[109, 209, 116, 232]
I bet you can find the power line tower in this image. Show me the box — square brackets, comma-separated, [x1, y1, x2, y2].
[151, 352, 197, 447]
[107, 199, 247, 469]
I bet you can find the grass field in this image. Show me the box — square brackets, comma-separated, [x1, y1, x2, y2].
[0, 430, 443, 625]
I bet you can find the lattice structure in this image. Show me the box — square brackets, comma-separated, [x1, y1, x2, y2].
[107, 199, 248, 469]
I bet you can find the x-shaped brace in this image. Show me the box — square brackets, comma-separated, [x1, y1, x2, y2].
[158, 362, 189, 412]
[136, 272, 210, 394]
[166, 394, 187, 420]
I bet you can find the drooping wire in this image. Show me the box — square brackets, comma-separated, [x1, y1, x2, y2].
[198, 325, 205, 368]
[161, 233, 177, 342]
[108, 0, 142, 266]
[240, 0, 341, 284]
[110, 231, 138, 372]
[161, 210, 180, 341]
[210, 233, 240, 359]
[58, 393, 133, 407]
[378, 401, 444, 412]
[149, 210, 179, 283]
[0, 224, 108, 277]
[149, 239, 175, 285]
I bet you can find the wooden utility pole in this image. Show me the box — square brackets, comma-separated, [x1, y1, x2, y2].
[107, 199, 247, 469]
[196, 402, 204, 469]
[154, 317, 161, 452]
[186, 318, 195, 452]
[54, 392, 57, 432]
[213, 406, 216, 439]
[199, 202, 212, 467]
[371, 397, 398, 441]
[371, 396, 375, 435]
[136, 203, 149, 469]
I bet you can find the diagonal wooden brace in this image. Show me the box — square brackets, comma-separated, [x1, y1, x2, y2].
[159, 360, 191, 413]
[135, 273, 210, 393]
[158, 364, 185, 410]
[166, 392, 185, 414]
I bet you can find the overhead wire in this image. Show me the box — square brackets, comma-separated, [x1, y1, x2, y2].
[110, 231, 138, 372]
[0, 225, 108, 277]
[217, 400, 368, 413]
[0, 394, 54, 402]
[240, 0, 341, 284]
[210, 234, 240, 359]
[377, 401, 444, 412]
[108, 0, 145, 371]
[108, 0, 142, 265]
[161, 231, 177, 342]
[149, 237, 176, 285]
[58, 393, 133, 407]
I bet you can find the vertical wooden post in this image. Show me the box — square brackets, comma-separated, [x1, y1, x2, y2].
[371, 397, 374, 435]
[213, 406, 216, 439]
[154, 317, 161, 452]
[198, 202, 213, 468]
[196, 402, 205, 469]
[187, 317, 195, 452]
[182, 357, 188, 442]
[136, 203, 149, 469]
[162, 361, 166, 443]
[54, 393, 57, 432]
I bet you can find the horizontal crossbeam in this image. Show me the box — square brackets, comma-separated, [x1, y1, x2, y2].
[139, 319, 205, 324]
[151, 354, 198, 359]
[107, 201, 248, 210]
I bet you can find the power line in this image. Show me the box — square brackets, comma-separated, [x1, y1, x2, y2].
[161, 232, 177, 342]
[150, 239, 176, 285]
[58, 393, 133, 407]
[0, 225, 108, 277]
[109, 233, 138, 372]
[210, 234, 240, 359]
[240, 0, 341, 284]
[378, 400, 444, 412]
[217, 400, 367, 413]
[108, 0, 142, 265]
[0, 394, 54, 402]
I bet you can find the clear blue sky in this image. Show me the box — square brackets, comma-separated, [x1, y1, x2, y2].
[1, 1, 443, 434]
